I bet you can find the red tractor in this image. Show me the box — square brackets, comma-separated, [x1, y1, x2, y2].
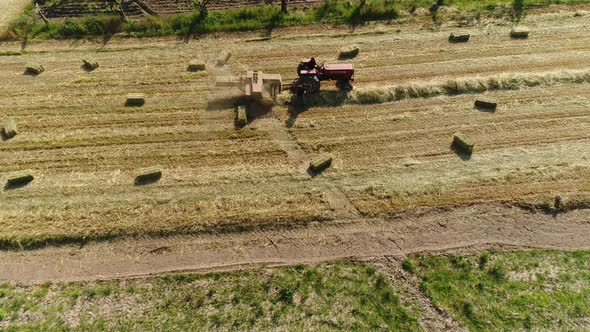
[295, 57, 354, 94]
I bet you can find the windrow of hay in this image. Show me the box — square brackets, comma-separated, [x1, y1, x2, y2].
[348, 69, 590, 105]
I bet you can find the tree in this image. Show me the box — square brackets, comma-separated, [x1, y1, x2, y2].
[281, 0, 287, 14]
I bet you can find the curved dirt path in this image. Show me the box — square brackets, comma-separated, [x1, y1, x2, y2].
[2, 204, 590, 284]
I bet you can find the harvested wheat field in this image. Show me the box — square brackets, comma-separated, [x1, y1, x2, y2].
[0, 7, 589, 271]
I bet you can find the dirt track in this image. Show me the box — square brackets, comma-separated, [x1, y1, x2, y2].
[2, 204, 589, 283]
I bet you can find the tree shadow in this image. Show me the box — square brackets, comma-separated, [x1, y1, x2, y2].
[450, 143, 472, 161]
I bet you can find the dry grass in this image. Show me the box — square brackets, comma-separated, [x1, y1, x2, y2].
[0, 11, 589, 246]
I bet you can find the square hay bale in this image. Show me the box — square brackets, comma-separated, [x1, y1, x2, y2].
[134, 166, 162, 185]
[452, 132, 474, 155]
[2, 118, 18, 139]
[235, 105, 247, 128]
[339, 45, 360, 59]
[125, 93, 145, 107]
[5, 170, 34, 189]
[82, 59, 99, 71]
[24, 64, 44, 76]
[474, 97, 497, 110]
[448, 33, 470, 43]
[309, 155, 333, 174]
[510, 26, 530, 39]
[217, 52, 232, 67]
[187, 60, 206, 72]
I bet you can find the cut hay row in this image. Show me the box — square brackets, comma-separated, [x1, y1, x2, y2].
[2, 119, 18, 139]
[348, 69, 590, 105]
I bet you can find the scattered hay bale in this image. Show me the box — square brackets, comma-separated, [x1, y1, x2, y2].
[235, 105, 247, 128]
[448, 33, 470, 43]
[510, 26, 530, 39]
[245, 36, 272, 42]
[134, 166, 162, 185]
[309, 155, 333, 174]
[24, 64, 44, 76]
[217, 52, 232, 67]
[452, 132, 475, 155]
[82, 59, 99, 71]
[5, 170, 34, 189]
[2, 118, 18, 139]
[125, 93, 145, 107]
[338, 45, 360, 59]
[187, 60, 206, 72]
[474, 97, 497, 110]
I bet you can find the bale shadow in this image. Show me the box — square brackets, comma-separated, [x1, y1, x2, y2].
[134, 174, 161, 186]
[4, 178, 34, 191]
[475, 106, 496, 113]
[450, 143, 472, 161]
[0, 129, 9, 141]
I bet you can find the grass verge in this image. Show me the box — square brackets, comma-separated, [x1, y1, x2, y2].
[409, 250, 590, 331]
[4, 0, 590, 41]
[0, 261, 421, 331]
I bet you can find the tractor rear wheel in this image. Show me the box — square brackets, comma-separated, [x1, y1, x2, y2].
[336, 80, 353, 91]
[297, 76, 320, 94]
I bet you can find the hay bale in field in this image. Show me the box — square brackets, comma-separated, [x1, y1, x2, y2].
[474, 97, 497, 111]
[338, 45, 360, 59]
[510, 26, 530, 39]
[235, 105, 247, 128]
[125, 93, 145, 107]
[134, 166, 162, 185]
[187, 60, 206, 72]
[82, 59, 99, 72]
[2, 118, 18, 140]
[309, 155, 333, 175]
[24, 64, 44, 76]
[452, 132, 474, 155]
[5, 170, 34, 189]
[448, 33, 470, 43]
[217, 52, 232, 67]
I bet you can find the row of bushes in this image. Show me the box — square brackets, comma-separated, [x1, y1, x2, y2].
[7, 0, 399, 40]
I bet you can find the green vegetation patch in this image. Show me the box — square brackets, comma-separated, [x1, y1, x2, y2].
[410, 250, 590, 331]
[0, 261, 421, 331]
